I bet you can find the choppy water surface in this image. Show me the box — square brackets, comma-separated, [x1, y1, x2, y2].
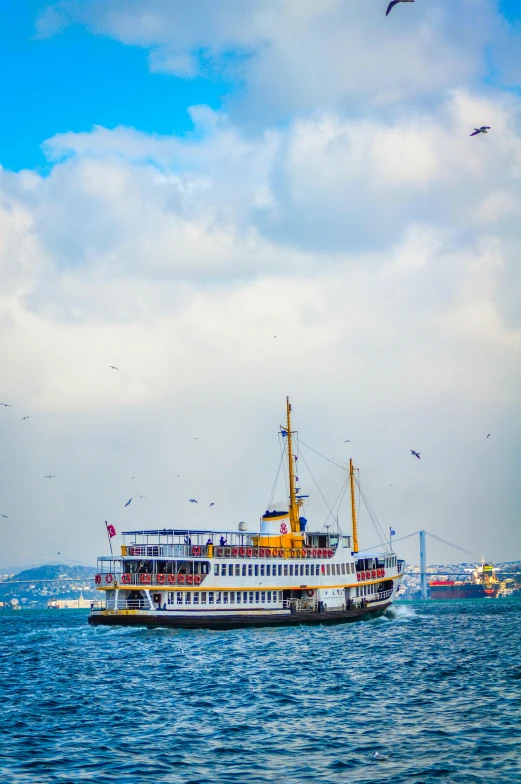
[1, 601, 521, 783]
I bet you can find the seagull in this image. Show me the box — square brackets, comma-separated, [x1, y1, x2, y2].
[21, 416, 30, 421]
[210, 502, 215, 507]
[487, 434, 491, 438]
[44, 475, 56, 478]
[109, 365, 119, 370]
[344, 440, 351, 443]
[124, 498, 132, 507]
[410, 450, 420, 459]
[373, 752, 389, 760]
[386, 0, 414, 16]
[137, 494, 146, 499]
[470, 127, 490, 136]
[0, 403, 12, 407]
[189, 499, 198, 504]
[1, 514, 7, 518]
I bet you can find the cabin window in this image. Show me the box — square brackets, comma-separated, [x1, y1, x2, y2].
[221, 564, 227, 576]
[300, 565, 305, 576]
[321, 565, 325, 575]
[208, 592, 214, 605]
[305, 564, 310, 576]
[236, 592, 241, 604]
[261, 592, 265, 603]
[255, 565, 259, 576]
[266, 565, 271, 576]
[267, 591, 271, 602]
[260, 565, 265, 576]
[242, 564, 246, 577]
[248, 564, 253, 577]
[284, 565, 288, 576]
[279, 591, 283, 601]
[177, 592, 183, 605]
[278, 565, 282, 576]
[214, 564, 219, 576]
[235, 565, 240, 576]
[249, 592, 254, 604]
[228, 564, 234, 577]
[327, 565, 331, 576]
[202, 563, 209, 575]
[185, 592, 191, 604]
[201, 592, 207, 604]
[168, 592, 175, 604]
[255, 592, 260, 603]
[216, 592, 222, 604]
[289, 565, 294, 576]
[223, 592, 228, 604]
[193, 593, 199, 605]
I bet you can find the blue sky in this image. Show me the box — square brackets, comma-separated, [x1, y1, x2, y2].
[0, 0, 230, 171]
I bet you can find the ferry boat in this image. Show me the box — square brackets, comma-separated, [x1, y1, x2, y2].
[89, 399, 404, 629]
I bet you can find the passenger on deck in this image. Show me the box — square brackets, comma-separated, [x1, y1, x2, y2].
[206, 538, 212, 546]
[219, 536, 227, 546]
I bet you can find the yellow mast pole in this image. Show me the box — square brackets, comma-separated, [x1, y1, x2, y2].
[286, 397, 299, 533]
[350, 458, 359, 553]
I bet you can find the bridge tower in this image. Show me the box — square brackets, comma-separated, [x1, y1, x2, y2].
[419, 529, 427, 600]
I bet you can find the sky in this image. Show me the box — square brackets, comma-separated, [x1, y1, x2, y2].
[1, 0, 521, 569]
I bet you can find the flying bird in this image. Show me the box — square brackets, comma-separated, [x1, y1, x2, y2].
[344, 440, 351, 443]
[410, 450, 420, 459]
[1, 514, 7, 519]
[189, 499, 198, 504]
[487, 434, 491, 438]
[137, 494, 146, 499]
[386, 0, 414, 16]
[21, 416, 30, 421]
[44, 475, 56, 478]
[0, 403, 12, 407]
[470, 127, 490, 136]
[109, 365, 119, 370]
[210, 502, 215, 507]
[124, 498, 132, 507]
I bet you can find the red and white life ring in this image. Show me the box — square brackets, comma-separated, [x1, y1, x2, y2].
[105, 574, 113, 584]
[168, 574, 176, 585]
[95, 574, 101, 584]
[191, 546, 201, 556]
[121, 573, 131, 584]
[139, 574, 150, 584]
[306, 589, 314, 597]
[157, 574, 165, 584]
[194, 575, 202, 585]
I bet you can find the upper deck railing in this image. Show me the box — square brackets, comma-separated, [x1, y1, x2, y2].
[120, 544, 336, 559]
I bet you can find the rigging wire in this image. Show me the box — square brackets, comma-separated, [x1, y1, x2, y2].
[323, 476, 350, 531]
[354, 475, 391, 554]
[267, 437, 287, 510]
[297, 448, 336, 521]
[296, 439, 348, 472]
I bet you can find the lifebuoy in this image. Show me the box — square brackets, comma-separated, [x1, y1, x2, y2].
[239, 547, 245, 556]
[194, 575, 202, 585]
[265, 548, 271, 557]
[290, 549, 296, 558]
[317, 549, 323, 558]
[95, 574, 101, 584]
[357, 573, 361, 581]
[361, 571, 366, 580]
[253, 548, 259, 557]
[382, 569, 385, 577]
[121, 573, 130, 584]
[372, 570, 376, 579]
[224, 547, 231, 557]
[105, 574, 113, 584]
[312, 549, 317, 557]
[328, 549, 334, 558]
[139, 574, 150, 584]
[216, 547, 223, 557]
[306, 589, 314, 597]
[191, 546, 201, 556]
[178, 574, 185, 584]
[259, 548, 265, 557]
[187, 575, 194, 585]
[232, 547, 239, 557]
[168, 574, 176, 585]
[279, 549, 284, 558]
[157, 574, 165, 584]
[246, 548, 253, 557]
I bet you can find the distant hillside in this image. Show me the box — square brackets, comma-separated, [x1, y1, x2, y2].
[0, 563, 97, 606]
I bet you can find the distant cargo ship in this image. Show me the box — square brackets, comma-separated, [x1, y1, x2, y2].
[430, 559, 500, 599]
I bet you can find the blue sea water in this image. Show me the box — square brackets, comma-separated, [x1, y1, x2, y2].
[1, 601, 520, 784]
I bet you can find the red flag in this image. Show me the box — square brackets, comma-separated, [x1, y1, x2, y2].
[106, 523, 116, 538]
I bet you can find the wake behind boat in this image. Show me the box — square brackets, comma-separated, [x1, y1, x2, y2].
[89, 398, 404, 629]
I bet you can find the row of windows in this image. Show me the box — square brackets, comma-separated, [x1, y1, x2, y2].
[356, 585, 380, 597]
[213, 562, 356, 578]
[166, 591, 284, 606]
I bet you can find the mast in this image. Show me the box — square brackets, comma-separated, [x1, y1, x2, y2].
[286, 397, 299, 533]
[349, 458, 359, 553]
